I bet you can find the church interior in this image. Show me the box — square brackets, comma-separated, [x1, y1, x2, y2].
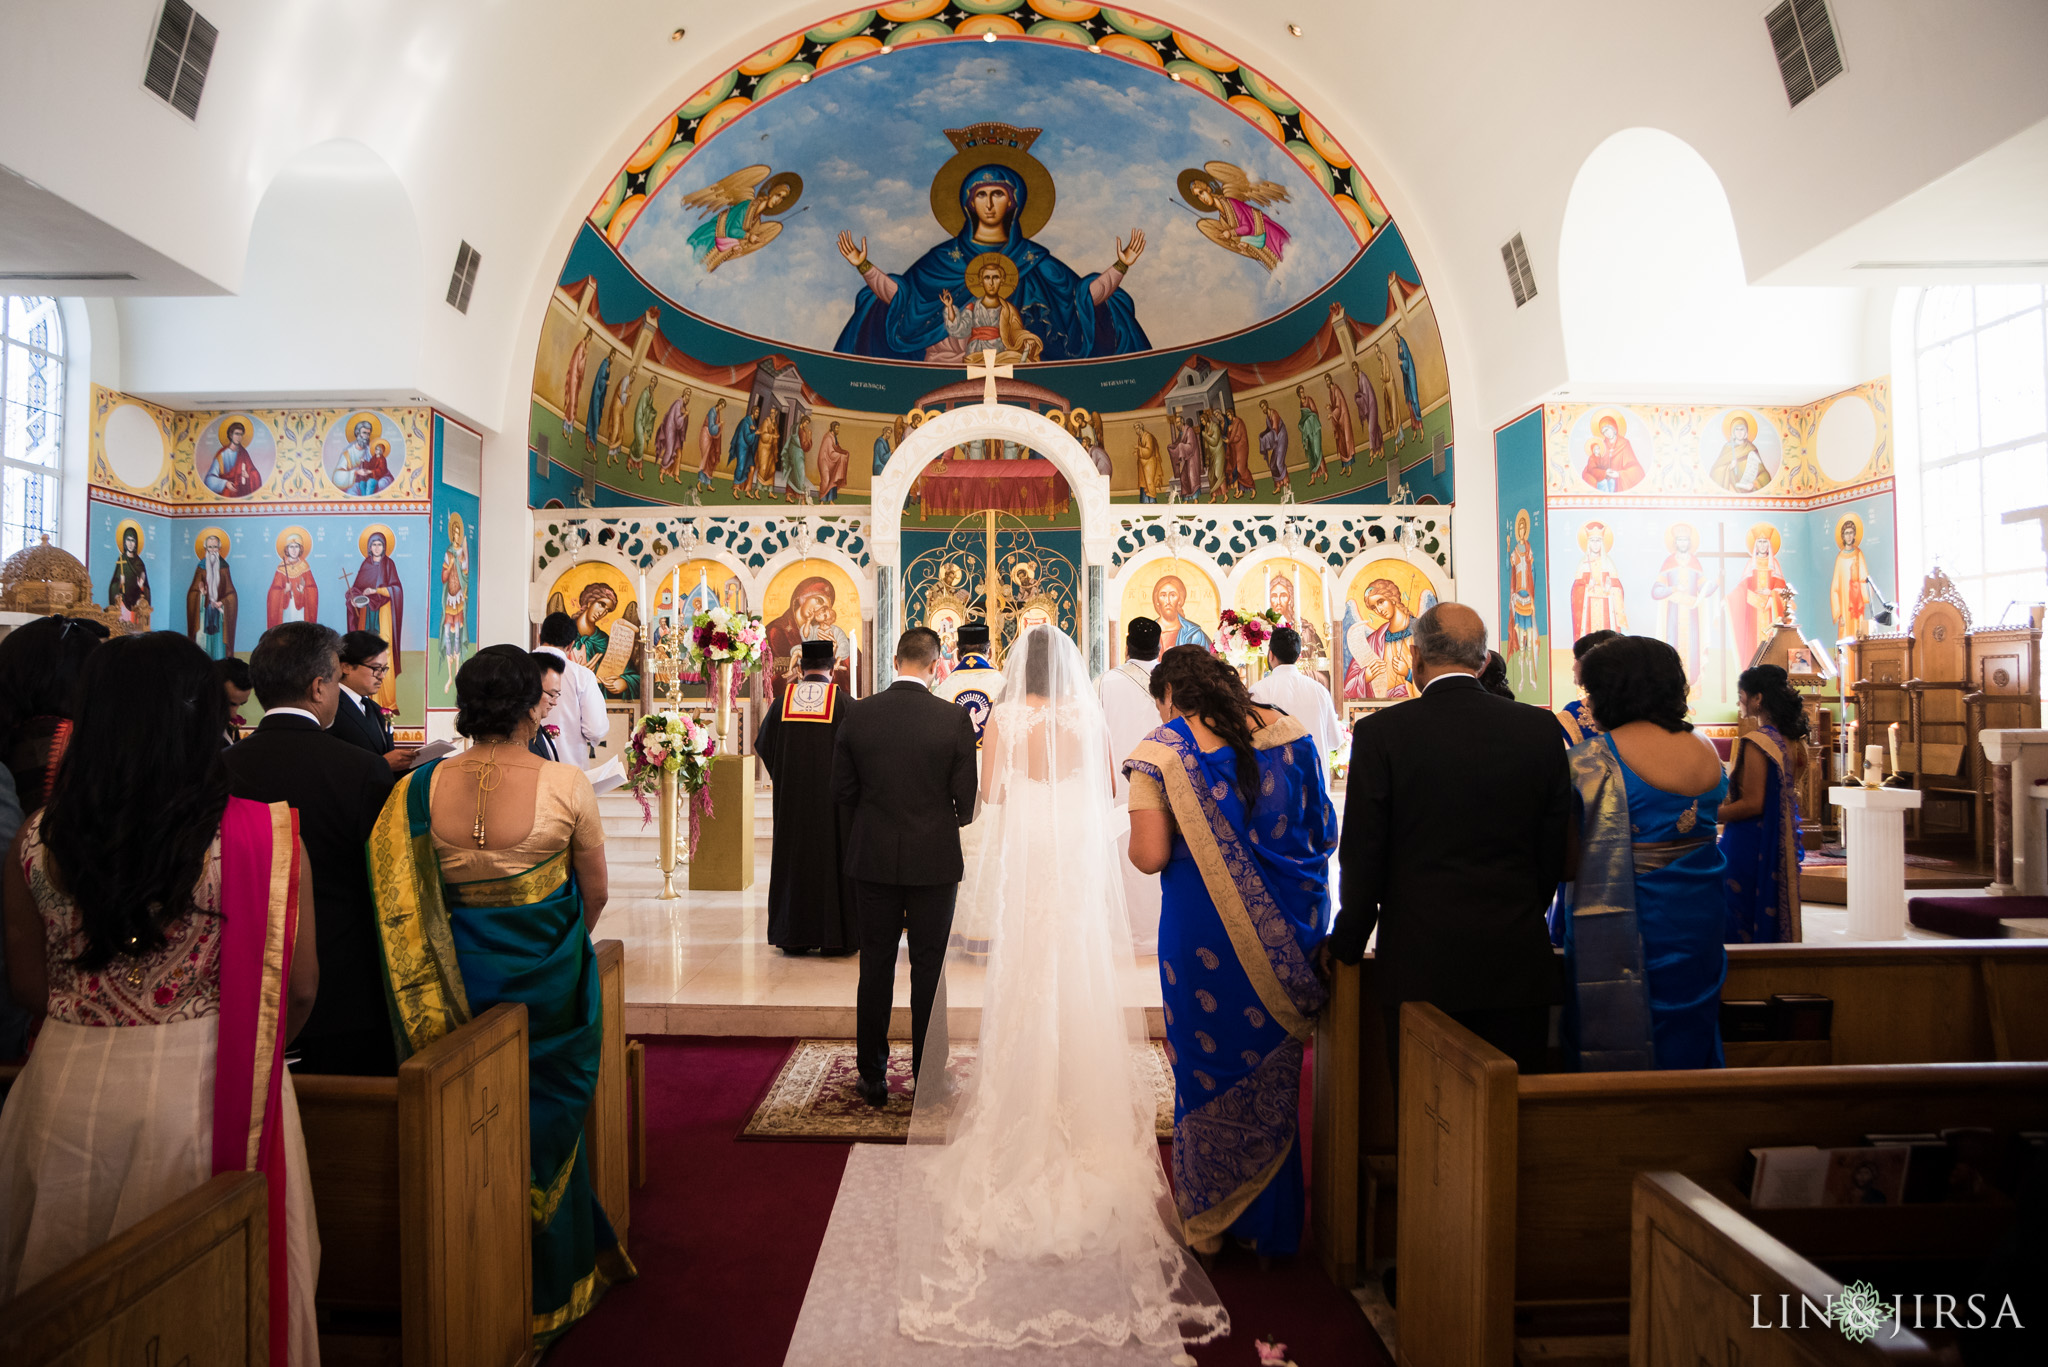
[3, 1, 2048, 1363]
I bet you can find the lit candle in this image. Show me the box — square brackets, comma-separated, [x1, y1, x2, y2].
[1888, 722, 1900, 778]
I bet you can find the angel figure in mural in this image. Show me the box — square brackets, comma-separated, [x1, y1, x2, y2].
[1732, 523, 1790, 662]
[107, 522, 152, 626]
[346, 529, 405, 710]
[1178, 162, 1292, 272]
[204, 420, 263, 498]
[1830, 514, 1871, 643]
[1650, 523, 1718, 689]
[655, 387, 692, 485]
[1709, 412, 1772, 493]
[834, 123, 1148, 362]
[1132, 421, 1165, 503]
[682, 166, 804, 273]
[938, 254, 1046, 365]
[1581, 412, 1646, 493]
[1507, 510, 1539, 691]
[440, 513, 468, 695]
[1570, 521, 1628, 640]
[1258, 399, 1291, 493]
[1343, 579, 1432, 701]
[1325, 371, 1356, 475]
[546, 581, 640, 698]
[265, 528, 319, 629]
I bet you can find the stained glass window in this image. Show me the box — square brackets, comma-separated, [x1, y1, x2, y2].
[1, 296, 65, 557]
[1914, 285, 2048, 622]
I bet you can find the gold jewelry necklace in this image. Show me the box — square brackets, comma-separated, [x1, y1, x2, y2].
[464, 743, 505, 847]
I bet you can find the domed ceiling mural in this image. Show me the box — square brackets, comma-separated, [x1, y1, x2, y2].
[530, 3, 1454, 512]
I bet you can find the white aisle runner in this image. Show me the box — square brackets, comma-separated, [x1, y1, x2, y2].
[783, 1144, 1192, 1366]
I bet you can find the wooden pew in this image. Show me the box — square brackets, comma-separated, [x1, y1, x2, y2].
[1310, 940, 2048, 1289]
[297, 938, 633, 1366]
[2, 1172, 269, 1366]
[1397, 1002, 2048, 1367]
[1632, 1171, 1950, 1366]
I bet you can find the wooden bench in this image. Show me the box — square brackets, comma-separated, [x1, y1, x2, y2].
[1397, 1002, 2048, 1367]
[1633, 1170, 1961, 1366]
[297, 938, 633, 1367]
[1310, 940, 2048, 1289]
[1, 1171, 269, 1366]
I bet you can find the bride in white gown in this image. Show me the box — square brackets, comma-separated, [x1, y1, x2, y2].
[895, 625, 1228, 1358]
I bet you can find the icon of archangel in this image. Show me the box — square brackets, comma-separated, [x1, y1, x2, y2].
[1178, 161, 1292, 272]
[681, 165, 804, 274]
[832, 123, 1150, 363]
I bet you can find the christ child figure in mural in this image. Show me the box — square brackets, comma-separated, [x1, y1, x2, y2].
[1151, 574, 1210, 648]
[1581, 414, 1645, 493]
[204, 421, 263, 498]
[833, 124, 1148, 363]
[1507, 509, 1538, 691]
[348, 531, 405, 709]
[765, 576, 853, 691]
[1570, 521, 1628, 639]
[1830, 515, 1870, 643]
[1344, 579, 1419, 701]
[1650, 523, 1717, 689]
[265, 530, 319, 629]
[939, 254, 1045, 365]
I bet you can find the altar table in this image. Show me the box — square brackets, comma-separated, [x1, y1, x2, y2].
[917, 457, 1070, 520]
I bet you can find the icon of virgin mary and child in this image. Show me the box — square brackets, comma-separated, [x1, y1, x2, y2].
[832, 123, 1150, 363]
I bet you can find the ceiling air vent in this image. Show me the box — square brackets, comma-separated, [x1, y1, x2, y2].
[446, 241, 481, 313]
[1766, 0, 1844, 108]
[1500, 233, 1537, 308]
[144, 1, 216, 120]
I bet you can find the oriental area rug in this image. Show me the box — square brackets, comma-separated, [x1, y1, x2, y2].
[741, 1038, 1176, 1142]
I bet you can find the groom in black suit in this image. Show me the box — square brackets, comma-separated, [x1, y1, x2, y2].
[833, 627, 979, 1107]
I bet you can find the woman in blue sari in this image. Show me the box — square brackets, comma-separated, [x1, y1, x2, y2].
[1563, 636, 1727, 1071]
[1719, 665, 1807, 943]
[369, 648, 630, 1346]
[1126, 646, 1335, 1260]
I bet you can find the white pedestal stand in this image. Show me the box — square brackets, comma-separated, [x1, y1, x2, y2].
[1829, 786, 1924, 940]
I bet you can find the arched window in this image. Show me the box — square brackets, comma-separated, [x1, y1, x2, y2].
[1913, 285, 2048, 621]
[1, 296, 65, 557]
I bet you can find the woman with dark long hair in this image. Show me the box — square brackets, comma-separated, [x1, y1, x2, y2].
[1562, 635, 1727, 1070]
[0, 613, 108, 811]
[0, 631, 320, 1361]
[1719, 665, 1809, 943]
[366, 647, 626, 1348]
[1126, 645, 1336, 1261]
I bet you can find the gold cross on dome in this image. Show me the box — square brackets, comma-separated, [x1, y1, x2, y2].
[967, 347, 1013, 406]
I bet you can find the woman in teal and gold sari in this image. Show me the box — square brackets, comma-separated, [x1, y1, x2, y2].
[1126, 646, 1336, 1260]
[369, 647, 629, 1347]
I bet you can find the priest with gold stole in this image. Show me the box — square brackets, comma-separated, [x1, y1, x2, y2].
[755, 638, 856, 955]
[932, 621, 1003, 954]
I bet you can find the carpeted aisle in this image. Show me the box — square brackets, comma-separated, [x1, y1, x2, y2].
[545, 1037, 1391, 1367]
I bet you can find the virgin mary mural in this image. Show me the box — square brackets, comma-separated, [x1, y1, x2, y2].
[832, 123, 1148, 363]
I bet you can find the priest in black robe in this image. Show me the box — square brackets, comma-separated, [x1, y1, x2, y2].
[755, 637, 857, 955]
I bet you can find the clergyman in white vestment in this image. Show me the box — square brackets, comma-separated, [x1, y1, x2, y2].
[1098, 617, 1163, 955]
[1248, 626, 1345, 765]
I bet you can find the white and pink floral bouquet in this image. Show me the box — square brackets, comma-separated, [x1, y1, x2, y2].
[623, 711, 719, 855]
[681, 604, 766, 688]
[1212, 607, 1291, 665]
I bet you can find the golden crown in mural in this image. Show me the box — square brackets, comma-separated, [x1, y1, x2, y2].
[944, 124, 1043, 155]
[932, 123, 1056, 238]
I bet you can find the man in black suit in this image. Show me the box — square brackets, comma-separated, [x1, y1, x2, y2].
[1326, 601, 1569, 1082]
[832, 627, 979, 1106]
[332, 630, 409, 772]
[529, 652, 565, 761]
[225, 622, 399, 1075]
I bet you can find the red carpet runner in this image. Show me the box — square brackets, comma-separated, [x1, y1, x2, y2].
[546, 1037, 1391, 1366]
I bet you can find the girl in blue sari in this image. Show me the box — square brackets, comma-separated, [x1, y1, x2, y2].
[1125, 647, 1335, 1259]
[1719, 665, 1807, 943]
[1562, 636, 1728, 1071]
[369, 648, 631, 1347]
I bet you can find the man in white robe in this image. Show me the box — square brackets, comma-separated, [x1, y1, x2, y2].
[1099, 617, 1163, 954]
[932, 621, 1004, 953]
[1250, 626, 1344, 766]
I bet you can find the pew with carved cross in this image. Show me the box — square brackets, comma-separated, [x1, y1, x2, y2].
[1, 1172, 268, 1366]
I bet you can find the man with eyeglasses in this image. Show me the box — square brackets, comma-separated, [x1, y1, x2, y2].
[529, 653, 566, 761]
[332, 630, 411, 771]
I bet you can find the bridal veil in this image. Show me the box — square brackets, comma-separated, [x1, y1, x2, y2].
[894, 625, 1227, 1355]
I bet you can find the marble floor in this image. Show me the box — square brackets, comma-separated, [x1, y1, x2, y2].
[598, 786, 1984, 1036]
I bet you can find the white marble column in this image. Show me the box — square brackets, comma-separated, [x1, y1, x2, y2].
[1830, 786, 1924, 939]
[1979, 729, 2048, 895]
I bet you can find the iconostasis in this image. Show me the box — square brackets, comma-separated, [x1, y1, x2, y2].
[1494, 379, 1897, 724]
[88, 386, 481, 738]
